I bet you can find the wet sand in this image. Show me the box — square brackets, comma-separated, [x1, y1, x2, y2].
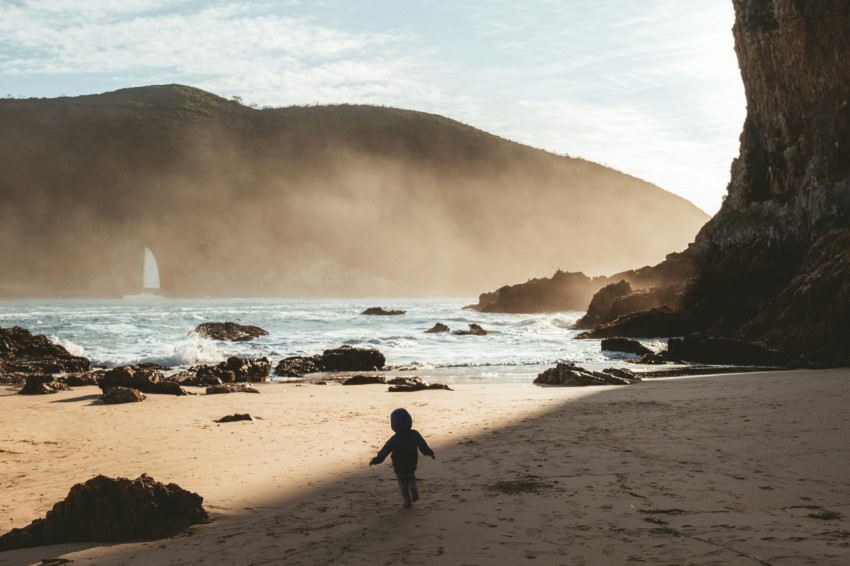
[1, 369, 849, 565]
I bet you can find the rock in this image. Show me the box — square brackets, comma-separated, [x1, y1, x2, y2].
[452, 323, 487, 336]
[194, 356, 271, 383]
[574, 280, 632, 329]
[576, 284, 686, 330]
[321, 346, 385, 372]
[361, 307, 405, 316]
[101, 386, 146, 404]
[636, 352, 667, 365]
[215, 413, 254, 423]
[388, 377, 452, 392]
[533, 363, 639, 386]
[600, 338, 651, 356]
[575, 307, 694, 339]
[468, 270, 607, 314]
[425, 323, 450, 333]
[342, 375, 386, 385]
[0, 474, 207, 551]
[274, 355, 322, 377]
[667, 335, 783, 366]
[601, 367, 640, 380]
[206, 384, 261, 394]
[193, 322, 268, 342]
[19, 374, 71, 395]
[100, 365, 188, 395]
[0, 326, 91, 375]
[174, 371, 221, 387]
[64, 370, 103, 387]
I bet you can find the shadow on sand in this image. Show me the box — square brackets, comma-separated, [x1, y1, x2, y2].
[5, 370, 850, 565]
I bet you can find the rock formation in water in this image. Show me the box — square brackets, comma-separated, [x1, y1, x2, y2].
[578, 0, 850, 365]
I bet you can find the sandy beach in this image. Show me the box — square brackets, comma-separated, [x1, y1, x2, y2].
[1, 369, 849, 565]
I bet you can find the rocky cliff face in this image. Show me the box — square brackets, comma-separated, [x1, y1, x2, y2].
[578, 0, 850, 364]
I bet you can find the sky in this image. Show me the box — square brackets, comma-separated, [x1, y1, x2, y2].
[0, 0, 746, 214]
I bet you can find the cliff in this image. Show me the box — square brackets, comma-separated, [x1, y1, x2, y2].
[0, 86, 708, 298]
[578, 0, 850, 365]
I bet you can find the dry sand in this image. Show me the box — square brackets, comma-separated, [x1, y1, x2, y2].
[1, 369, 849, 565]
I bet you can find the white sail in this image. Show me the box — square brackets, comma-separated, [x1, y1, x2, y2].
[143, 246, 160, 291]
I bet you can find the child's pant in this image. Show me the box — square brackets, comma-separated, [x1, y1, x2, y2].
[395, 472, 417, 504]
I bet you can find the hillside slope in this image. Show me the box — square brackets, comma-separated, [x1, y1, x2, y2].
[0, 85, 708, 297]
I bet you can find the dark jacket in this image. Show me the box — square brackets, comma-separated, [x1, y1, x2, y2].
[370, 408, 434, 476]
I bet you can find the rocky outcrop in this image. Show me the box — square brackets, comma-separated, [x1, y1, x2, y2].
[193, 322, 268, 342]
[19, 374, 71, 395]
[576, 307, 694, 339]
[575, 1, 850, 365]
[102, 386, 146, 404]
[452, 323, 487, 336]
[0, 474, 207, 551]
[600, 338, 651, 356]
[0, 326, 90, 375]
[100, 366, 188, 395]
[425, 323, 450, 333]
[361, 307, 405, 316]
[467, 270, 607, 313]
[575, 283, 686, 329]
[274, 346, 386, 377]
[533, 363, 641, 386]
[194, 356, 271, 383]
[667, 335, 784, 366]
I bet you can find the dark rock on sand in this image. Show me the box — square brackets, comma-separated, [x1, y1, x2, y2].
[215, 413, 254, 423]
[388, 377, 452, 392]
[636, 352, 667, 365]
[0, 474, 207, 551]
[174, 371, 221, 387]
[275, 346, 386, 376]
[342, 375, 386, 385]
[452, 323, 487, 336]
[100, 366, 189, 396]
[274, 355, 322, 377]
[64, 370, 103, 387]
[194, 356, 271, 383]
[321, 346, 385, 372]
[601, 338, 652, 356]
[0, 326, 91, 375]
[361, 307, 405, 316]
[534, 363, 640, 386]
[667, 335, 784, 366]
[193, 322, 269, 342]
[206, 384, 261, 394]
[425, 323, 450, 333]
[101, 386, 146, 404]
[19, 374, 71, 395]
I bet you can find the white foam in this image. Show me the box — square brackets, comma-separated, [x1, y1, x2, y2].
[50, 335, 86, 357]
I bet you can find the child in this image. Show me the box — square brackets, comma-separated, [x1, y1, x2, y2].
[369, 407, 435, 508]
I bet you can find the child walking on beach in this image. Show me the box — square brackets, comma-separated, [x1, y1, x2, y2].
[370, 408, 435, 508]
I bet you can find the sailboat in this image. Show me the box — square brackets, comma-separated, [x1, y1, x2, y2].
[123, 246, 164, 300]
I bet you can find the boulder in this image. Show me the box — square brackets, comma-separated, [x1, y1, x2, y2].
[342, 375, 386, 385]
[361, 307, 405, 316]
[0, 326, 91, 375]
[533, 363, 640, 386]
[100, 366, 189, 395]
[102, 386, 146, 404]
[193, 322, 268, 342]
[64, 370, 103, 387]
[321, 346, 385, 372]
[274, 355, 322, 377]
[19, 374, 71, 395]
[0, 474, 207, 551]
[425, 323, 450, 333]
[194, 356, 271, 383]
[600, 338, 651, 356]
[452, 323, 487, 336]
[636, 352, 667, 365]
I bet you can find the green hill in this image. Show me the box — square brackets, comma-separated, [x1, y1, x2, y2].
[0, 85, 708, 297]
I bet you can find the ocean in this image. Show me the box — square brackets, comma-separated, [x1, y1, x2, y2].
[0, 298, 667, 383]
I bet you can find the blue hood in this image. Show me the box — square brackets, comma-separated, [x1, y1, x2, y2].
[390, 408, 412, 432]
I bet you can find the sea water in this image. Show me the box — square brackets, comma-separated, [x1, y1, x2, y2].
[0, 298, 667, 383]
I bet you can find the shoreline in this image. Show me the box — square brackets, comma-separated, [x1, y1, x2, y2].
[2, 369, 849, 564]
